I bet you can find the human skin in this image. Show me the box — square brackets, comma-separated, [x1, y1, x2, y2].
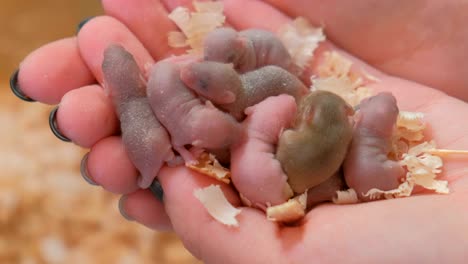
[276, 90, 354, 194]
[14, 0, 468, 263]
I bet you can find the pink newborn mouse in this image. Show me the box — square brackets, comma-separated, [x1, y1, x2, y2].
[102, 45, 174, 188]
[180, 61, 308, 120]
[146, 58, 242, 164]
[203, 27, 294, 73]
[343, 92, 405, 200]
[231, 94, 297, 209]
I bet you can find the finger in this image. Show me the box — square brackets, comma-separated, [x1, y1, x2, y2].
[85, 136, 140, 194]
[162, 0, 196, 11]
[16, 37, 95, 104]
[77, 16, 154, 83]
[119, 190, 172, 231]
[102, 0, 184, 59]
[56, 85, 118, 148]
[158, 167, 289, 263]
[223, 0, 290, 31]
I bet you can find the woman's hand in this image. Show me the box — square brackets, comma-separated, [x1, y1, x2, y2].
[13, 0, 468, 263]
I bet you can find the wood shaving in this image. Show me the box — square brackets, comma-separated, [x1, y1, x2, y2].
[311, 52, 374, 107]
[365, 141, 449, 200]
[312, 76, 373, 107]
[266, 192, 307, 223]
[168, 1, 225, 54]
[193, 185, 241, 227]
[395, 111, 426, 142]
[391, 111, 426, 159]
[332, 189, 359, 204]
[186, 152, 231, 183]
[277, 17, 325, 72]
[168, 31, 189, 48]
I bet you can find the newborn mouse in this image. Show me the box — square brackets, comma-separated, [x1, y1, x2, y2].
[102, 45, 175, 188]
[180, 61, 308, 120]
[343, 92, 405, 201]
[203, 27, 294, 73]
[276, 90, 354, 194]
[146, 57, 242, 164]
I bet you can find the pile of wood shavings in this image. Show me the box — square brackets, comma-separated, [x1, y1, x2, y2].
[312, 51, 375, 107]
[168, 1, 225, 54]
[277, 17, 325, 72]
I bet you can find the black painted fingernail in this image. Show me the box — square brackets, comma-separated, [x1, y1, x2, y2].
[80, 153, 99, 186]
[10, 69, 36, 102]
[149, 180, 164, 202]
[49, 106, 71, 142]
[77, 17, 94, 33]
[118, 195, 135, 221]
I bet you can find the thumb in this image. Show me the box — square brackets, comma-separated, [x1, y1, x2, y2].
[158, 166, 288, 263]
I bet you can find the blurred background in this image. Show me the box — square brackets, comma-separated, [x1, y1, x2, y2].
[1, 1, 199, 263]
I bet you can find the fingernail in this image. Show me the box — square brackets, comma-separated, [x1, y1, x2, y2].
[76, 17, 94, 33]
[80, 153, 99, 186]
[118, 195, 134, 221]
[149, 180, 164, 202]
[10, 69, 36, 102]
[49, 106, 71, 142]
